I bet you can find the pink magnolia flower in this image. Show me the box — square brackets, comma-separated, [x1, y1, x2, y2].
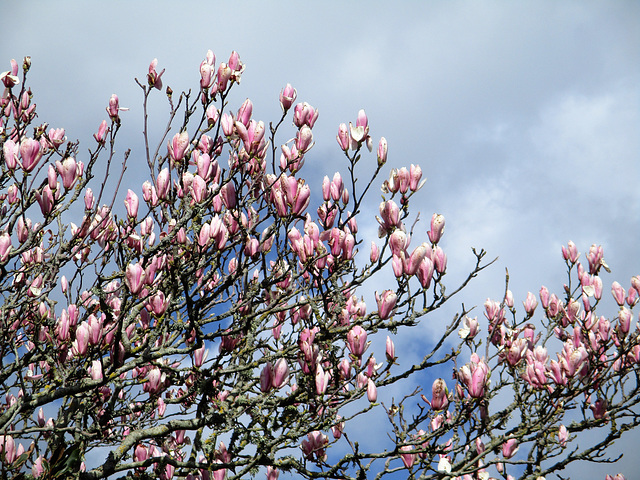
[377, 137, 388, 165]
[125, 263, 146, 294]
[56, 157, 81, 190]
[330, 416, 345, 440]
[293, 184, 311, 215]
[134, 443, 148, 463]
[367, 378, 377, 402]
[611, 281, 626, 306]
[279, 83, 297, 112]
[347, 325, 368, 357]
[199, 50, 215, 88]
[338, 358, 351, 379]
[315, 364, 330, 395]
[405, 243, 428, 276]
[558, 424, 568, 447]
[216, 62, 232, 93]
[502, 438, 519, 458]
[266, 466, 279, 480]
[522, 353, 547, 389]
[430, 378, 449, 410]
[396, 167, 410, 194]
[376, 290, 397, 320]
[293, 102, 318, 129]
[590, 398, 608, 420]
[433, 246, 447, 273]
[348, 109, 370, 148]
[32, 455, 45, 478]
[106, 94, 128, 120]
[19, 137, 42, 172]
[168, 131, 189, 162]
[84, 188, 95, 210]
[3, 140, 19, 169]
[220, 182, 236, 209]
[272, 358, 289, 389]
[504, 338, 528, 366]
[0, 234, 11, 262]
[35, 185, 55, 216]
[301, 431, 328, 462]
[236, 98, 253, 127]
[260, 362, 273, 392]
[370, 241, 380, 263]
[459, 316, 479, 340]
[72, 321, 90, 356]
[617, 307, 632, 335]
[0, 59, 20, 88]
[459, 354, 490, 399]
[562, 241, 579, 263]
[377, 200, 401, 233]
[93, 120, 109, 143]
[124, 189, 139, 218]
[157, 168, 171, 199]
[146, 367, 165, 394]
[386, 336, 395, 362]
[399, 445, 416, 469]
[0, 435, 16, 463]
[336, 123, 350, 151]
[409, 164, 424, 191]
[296, 125, 314, 153]
[148, 58, 165, 90]
[389, 231, 409, 257]
[523, 291, 538, 316]
[90, 360, 103, 381]
[193, 344, 208, 368]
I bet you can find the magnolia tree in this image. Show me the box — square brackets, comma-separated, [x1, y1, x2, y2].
[0, 52, 638, 480]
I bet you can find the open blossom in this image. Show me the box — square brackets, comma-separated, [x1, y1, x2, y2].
[301, 431, 328, 461]
[293, 102, 318, 128]
[94, 120, 109, 143]
[459, 316, 479, 340]
[125, 263, 146, 294]
[375, 290, 397, 319]
[430, 378, 449, 410]
[106, 93, 128, 120]
[148, 58, 165, 90]
[279, 83, 296, 112]
[0, 59, 20, 88]
[562, 241, 579, 263]
[459, 354, 490, 398]
[56, 157, 81, 190]
[347, 325, 368, 357]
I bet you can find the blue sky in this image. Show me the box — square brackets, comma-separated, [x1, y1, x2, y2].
[2, 1, 639, 478]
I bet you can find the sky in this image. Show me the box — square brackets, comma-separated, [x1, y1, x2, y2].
[2, 1, 639, 478]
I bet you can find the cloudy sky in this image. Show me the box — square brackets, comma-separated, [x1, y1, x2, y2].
[3, 1, 639, 478]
